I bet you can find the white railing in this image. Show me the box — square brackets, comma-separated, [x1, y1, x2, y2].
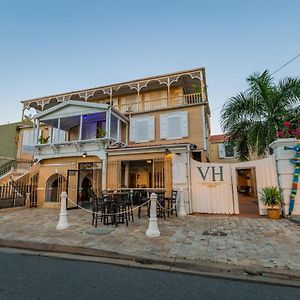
[113, 93, 203, 113]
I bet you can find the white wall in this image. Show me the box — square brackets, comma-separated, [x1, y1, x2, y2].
[270, 139, 300, 216]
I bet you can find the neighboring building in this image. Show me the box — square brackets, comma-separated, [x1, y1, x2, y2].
[19, 68, 210, 210]
[0, 122, 19, 163]
[0, 119, 34, 184]
[209, 134, 238, 163]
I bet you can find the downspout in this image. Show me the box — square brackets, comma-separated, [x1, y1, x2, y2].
[187, 144, 192, 214]
[201, 105, 207, 151]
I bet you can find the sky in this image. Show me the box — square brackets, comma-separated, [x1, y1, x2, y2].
[0, 0, 299, 133]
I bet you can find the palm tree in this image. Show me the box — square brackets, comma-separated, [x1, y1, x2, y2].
[221, 70, 300, 161]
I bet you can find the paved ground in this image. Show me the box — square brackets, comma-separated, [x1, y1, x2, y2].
[1, 206, 300, 276]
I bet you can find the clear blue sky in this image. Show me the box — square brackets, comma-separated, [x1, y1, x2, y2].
[0, 0, 299, 133]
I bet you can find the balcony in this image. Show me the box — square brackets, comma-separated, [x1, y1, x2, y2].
[33, 101, 128, 162]
[113, 93, 203, 114]
[34, 138, 113, 161]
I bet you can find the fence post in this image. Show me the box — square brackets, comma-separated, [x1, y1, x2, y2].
[146, 192, 160, 237]
[178, 187, 187, 217]
[56, 191, 69, 230]
[25, 193, 31, 208]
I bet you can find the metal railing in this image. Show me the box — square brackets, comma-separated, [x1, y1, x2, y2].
[0, 159, 33, 178]
[0, 180, 37, 209]
[113, 93, 203, 113]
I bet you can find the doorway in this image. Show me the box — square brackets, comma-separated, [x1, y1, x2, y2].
[236, 168, 259, 216]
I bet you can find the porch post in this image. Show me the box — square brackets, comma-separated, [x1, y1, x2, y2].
[57, 118, 61, 143]
[109, 87, 113, 105]
[79, 115, 83, 141]
[102, 157, 107, 190]
[105, 111, 109, 138]
[126, 123, 129, 145]
[50, 125, 54, 144]
[108, 107, 112, 138]
[167, 77, 170, 103]
[117, 119, 121, 142]
[33, 119, 37, 145]
[36, 119, 40, 144]
[124, 161, 129, 187]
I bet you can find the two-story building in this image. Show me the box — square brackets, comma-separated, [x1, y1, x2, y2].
[20, 68, 210, 211]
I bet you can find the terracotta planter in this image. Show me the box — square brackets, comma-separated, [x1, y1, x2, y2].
[267, 208, 281, 220]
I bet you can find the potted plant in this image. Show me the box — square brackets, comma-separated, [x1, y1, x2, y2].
[96, 127, 106, 138]
[38, 136, 50, 144]
[259, 186, 282, 219]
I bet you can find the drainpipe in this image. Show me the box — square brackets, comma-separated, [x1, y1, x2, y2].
[201, 105, 207, 151]
[187, 144, 192, 214]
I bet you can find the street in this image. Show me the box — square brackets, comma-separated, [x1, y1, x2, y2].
[0, 250, 299, 300]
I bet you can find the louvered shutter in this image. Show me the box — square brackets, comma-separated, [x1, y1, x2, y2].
[218, 144, 226, 158]
[160, 114, 168, 139]
[167, 113, 181, 139]
[136, 118, 149, 142]
[181, 111, 188, 137]
[148, 116, 155, 141]
[129, 118, 137, 142]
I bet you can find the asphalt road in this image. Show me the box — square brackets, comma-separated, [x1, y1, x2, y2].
[0, 251, 299, 300]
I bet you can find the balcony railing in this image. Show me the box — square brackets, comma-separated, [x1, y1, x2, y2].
[113, 93, 203, 114]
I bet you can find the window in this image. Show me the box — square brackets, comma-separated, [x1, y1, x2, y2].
[218, 143, 236, 158]
[52, 127, 66, 143]
[22, 129, 34, 153]
[160, 111, 188, 140]
[130, 116, 155, 143]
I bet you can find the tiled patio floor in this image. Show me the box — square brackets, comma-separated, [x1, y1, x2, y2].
[1, 207, 300, 272]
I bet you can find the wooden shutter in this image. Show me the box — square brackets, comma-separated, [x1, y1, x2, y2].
[129, 118, 137, 142]
[136, 118, 149, 142]
[160, 114, 168, 139]
[148, 116, 155, 141]
[180, 111, 188, 137]
[131, 116, 155, 142]
[167, 113, 182, 139]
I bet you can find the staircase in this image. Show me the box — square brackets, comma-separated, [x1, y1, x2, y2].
[0, 159, 33, 185]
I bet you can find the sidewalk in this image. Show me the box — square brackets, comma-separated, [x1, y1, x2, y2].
[1, 206, 300, 283]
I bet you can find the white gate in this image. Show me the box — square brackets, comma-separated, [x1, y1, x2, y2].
[190, 155, 278, 215]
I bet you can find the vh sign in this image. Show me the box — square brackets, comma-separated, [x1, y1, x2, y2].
[197, 166, 224, 181]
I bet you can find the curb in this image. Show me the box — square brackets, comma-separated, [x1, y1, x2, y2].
[1, 238, 300, 287]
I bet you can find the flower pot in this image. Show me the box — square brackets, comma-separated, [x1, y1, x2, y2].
[267, 208, 281, 220]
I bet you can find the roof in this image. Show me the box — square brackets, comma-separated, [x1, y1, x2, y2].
[34, 100, 128, 123]
[21, 67, 205, 104]
[210, 134, 229, 143]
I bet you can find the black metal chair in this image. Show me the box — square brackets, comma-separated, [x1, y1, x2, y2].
[91, 193, 106, 227]
[165, 190, 178, 217]
[156, 191, 166, 220]
[138, 190, 150, 219]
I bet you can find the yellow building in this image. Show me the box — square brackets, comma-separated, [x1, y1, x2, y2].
[209, 134, 238, 163]
[18, 68, 211, 210]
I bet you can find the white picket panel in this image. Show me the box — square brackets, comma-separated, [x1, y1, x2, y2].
[190, 155, 278, 215]
[190, 160, 235, 214]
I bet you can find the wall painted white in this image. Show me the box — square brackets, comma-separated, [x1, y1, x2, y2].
[270, 138, 300, 216]
[172, 152, 190, 214]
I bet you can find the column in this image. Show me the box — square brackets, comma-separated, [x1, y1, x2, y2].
[79, 115, 83, 141]
[167, 77, 170, 104]
[108, 108, 111, 138]
[57, 118, 61, 143]
[124, 161, 129, 187]
[36, 120, 40, 144]
[102, 157, 107, 191]
[117, 119, 121, 142]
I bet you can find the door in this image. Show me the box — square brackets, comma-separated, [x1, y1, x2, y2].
[67, 169, 79, 209]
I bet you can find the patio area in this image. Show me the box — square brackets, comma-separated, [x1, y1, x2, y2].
[1, 206, 300, 273]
